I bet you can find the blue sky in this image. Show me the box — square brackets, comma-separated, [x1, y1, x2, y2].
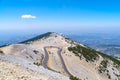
[0, 0, 120, 33]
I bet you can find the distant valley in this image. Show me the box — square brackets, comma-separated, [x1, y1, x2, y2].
[68, 33, 120, 57]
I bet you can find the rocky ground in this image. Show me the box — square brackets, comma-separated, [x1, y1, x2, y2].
[0, 59, 51, 80]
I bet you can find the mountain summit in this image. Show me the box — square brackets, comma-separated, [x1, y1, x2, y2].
[0, 32, 120, 80]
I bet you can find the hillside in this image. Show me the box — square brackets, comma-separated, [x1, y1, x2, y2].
[0, 32, 120, 80]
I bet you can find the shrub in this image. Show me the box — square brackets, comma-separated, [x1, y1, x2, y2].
[70, 75, 80, 80]
[98, 60, 108, 73]
[33, 62, 41, 66]
[0, 50, 4, 54]
[107, 73, 111, 79]
[33, 50, 39, 54]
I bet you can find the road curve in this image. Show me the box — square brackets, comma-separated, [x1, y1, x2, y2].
[42, 47, 49, 69]
[42, 46, 72, 76]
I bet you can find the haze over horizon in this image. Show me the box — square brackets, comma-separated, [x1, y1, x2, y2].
[0, 0, 120, 34]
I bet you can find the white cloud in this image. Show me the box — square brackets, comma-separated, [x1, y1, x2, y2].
[21, 14, 36, 19]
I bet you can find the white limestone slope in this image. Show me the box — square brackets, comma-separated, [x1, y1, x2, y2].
[0, 59, 50, 80]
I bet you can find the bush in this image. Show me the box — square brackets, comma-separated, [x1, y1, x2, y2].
[0, 50, 4, 54]
[98, 60, 108, 73]
[107, 73, 111, 79]
[70, 75, 80, 80]
[33, 50, 39, 54]
[33, 62, 41, 66]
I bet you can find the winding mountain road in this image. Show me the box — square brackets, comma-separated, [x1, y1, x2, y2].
[42, 46, 72, 76]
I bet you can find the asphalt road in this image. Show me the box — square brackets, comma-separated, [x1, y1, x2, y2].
[42, 46, 72, 76]
[42, 47, 49, 69]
